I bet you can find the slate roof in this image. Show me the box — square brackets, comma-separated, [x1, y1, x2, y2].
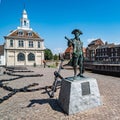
[97, 43, 115, 49]
[88, 39, 104, 47]
[5, 29, 43, 40]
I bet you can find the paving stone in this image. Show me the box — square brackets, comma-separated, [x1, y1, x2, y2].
[0, 66, 120, 119]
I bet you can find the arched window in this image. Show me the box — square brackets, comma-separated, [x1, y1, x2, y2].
[17, 53, 25, 61]
[24, 20, 27, 26]
[28, 53, 35, 61]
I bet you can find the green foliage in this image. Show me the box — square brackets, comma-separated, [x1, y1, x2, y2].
[53, 54, 59, 60]
[44, 48, 53, 60]
[48, 64, 56, 68]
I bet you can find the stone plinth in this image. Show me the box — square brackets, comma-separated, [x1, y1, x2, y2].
[58, 77, 102, 115]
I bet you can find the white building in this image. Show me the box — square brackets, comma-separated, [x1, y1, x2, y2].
[0, 45, 5, 66]
[4, 9, 45, 66]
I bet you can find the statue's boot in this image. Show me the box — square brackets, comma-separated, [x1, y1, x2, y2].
[77, 73, 84, 77]
[73, 75, 77, 80]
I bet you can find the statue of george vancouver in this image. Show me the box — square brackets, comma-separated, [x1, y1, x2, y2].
[65, 29, 84, 79]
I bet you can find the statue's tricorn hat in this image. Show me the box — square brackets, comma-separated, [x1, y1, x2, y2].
[71, 29, 83, 35]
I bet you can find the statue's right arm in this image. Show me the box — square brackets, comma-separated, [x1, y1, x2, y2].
[65, 36, 73, 44]
[65, 36, 69, 41]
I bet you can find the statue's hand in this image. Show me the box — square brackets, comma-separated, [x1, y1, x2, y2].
[65, 36, 67, 39]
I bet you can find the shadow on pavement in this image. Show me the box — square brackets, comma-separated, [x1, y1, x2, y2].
[27, 99, 64, 113]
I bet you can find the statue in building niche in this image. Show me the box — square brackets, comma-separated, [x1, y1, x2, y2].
[65, 29, 84, 79]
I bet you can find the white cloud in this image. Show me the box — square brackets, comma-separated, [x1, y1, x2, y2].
[114, 42, 120, 45]
[53, 48, 64, 54]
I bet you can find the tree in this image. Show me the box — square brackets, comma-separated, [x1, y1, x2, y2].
[44, 48, 53, 60]
[53, 54, 59, 60]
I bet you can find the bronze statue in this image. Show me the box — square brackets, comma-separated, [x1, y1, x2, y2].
[65, 29, 84, 79]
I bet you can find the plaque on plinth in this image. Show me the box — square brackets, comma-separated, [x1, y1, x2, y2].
[58, 77, 102, 115]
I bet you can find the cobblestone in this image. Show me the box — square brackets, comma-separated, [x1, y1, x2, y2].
[0, 67, 120, 120]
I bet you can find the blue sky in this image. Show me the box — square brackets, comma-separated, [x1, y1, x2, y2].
[0, 0, 120, 54]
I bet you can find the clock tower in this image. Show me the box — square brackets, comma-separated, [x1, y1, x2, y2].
[18, 9, 32, 30]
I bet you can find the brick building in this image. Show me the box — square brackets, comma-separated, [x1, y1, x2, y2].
[64, 46, 86, 60]
[96, 43, 120, 63]
[86, 39, 104, 61]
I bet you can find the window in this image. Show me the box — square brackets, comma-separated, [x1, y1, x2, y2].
[28, 31, 33, 37]
[28, 53, 35, 61]
[111, 48, 113, 52]
[18, 30, 24, 36]
[10, 39, 13, 47]
[111, 53, 113, 57]
[24, 20, 27, 26]
[38, 41, 40, 48]
[115, 48, 118, 52]
[29, 41, 33, 48]
[18, 40, 24, 47]
[17, 53, 25, 61]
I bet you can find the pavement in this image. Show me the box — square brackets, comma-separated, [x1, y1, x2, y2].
[0, 66, 120, 120]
